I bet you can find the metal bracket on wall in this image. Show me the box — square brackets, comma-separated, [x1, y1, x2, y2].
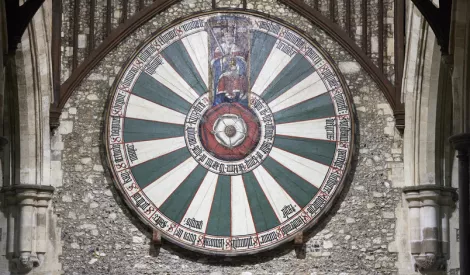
[294, 232, 306, 259]
[151, 229, 162, 256]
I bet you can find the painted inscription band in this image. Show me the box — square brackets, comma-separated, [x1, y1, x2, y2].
[106, 11, 353, 255]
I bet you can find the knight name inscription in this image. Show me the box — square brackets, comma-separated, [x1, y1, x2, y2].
[105, 12, 353, 255]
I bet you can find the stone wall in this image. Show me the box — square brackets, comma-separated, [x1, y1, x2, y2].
[52, 0, 406, 274]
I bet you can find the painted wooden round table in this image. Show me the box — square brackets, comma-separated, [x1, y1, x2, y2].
[106, 11, 354, 255]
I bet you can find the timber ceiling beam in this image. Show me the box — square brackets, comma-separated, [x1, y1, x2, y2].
[5, 0, 46, 52]
[411, 0, 451, 54]
[51, 0, 406, 132]
[50, 0, 181, 128]
[279, 0, 404, 127]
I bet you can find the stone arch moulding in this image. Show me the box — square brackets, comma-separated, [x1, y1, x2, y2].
[50, 0, 405, 130]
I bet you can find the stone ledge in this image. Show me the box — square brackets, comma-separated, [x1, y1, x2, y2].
[403, 184, 457, 194]
[1, 184, 55, 193]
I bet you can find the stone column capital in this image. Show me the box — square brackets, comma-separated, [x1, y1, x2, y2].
[1, 184, 55, 273]
[403, 184, 458, 272]
[403, 190, 421, 207]
[449, 133, 470, 151]
[36, 191, 53, 207]
[1, 184, 55, 206]
[403, 185, 458, 206]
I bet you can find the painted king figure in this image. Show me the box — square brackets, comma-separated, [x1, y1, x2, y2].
[208, 18, 250, 107]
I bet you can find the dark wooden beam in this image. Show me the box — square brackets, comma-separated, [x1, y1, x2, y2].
[329, 0, 335, 23]
[411, 0, 451, 54]
[279, 0, 399, 113]
[314, 0, 318, 10]
[122, 0, 129, 22]
[345, 0, 351, 37]
[72, 0, 80, 69]
[106, 0, 112, 35]
[361, 0, 367, 53]
[88, 0, 96, 54]
[242, 0, 247, 10]
[378, 0, 384, 72]
[139, 0, 144, 10]
[5, 0, 46, 52]
[394, 0, 405, 131]
[51, 0, 62, 128]
[212, 0, 216, 9]
[54, 0, 181, 122]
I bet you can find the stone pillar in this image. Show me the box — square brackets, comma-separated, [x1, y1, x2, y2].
[420, 190, 439, 257]
[36, 191, 51, 265]
[406, 191, 422, 256]
[1, 184, 54, 273]
[449, 133, 470, 275]
[403, 185, 457, 272]
[5, 190, 16, 258]
[439, 189, 454, 259]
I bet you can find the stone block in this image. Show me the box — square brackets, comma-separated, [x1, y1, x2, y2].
[78, 34, 87, 48]
[58, 120, 73, 135]
[323, 240, 333, 249]
[382, 211, 395, 219]
[338, 61, 361, 74]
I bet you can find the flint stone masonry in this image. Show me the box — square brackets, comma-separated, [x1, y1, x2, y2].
[53, 0, 405, 274]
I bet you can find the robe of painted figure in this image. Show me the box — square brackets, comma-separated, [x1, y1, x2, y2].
[211, 42, 248, 106]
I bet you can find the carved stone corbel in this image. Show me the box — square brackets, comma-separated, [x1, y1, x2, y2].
[403, 185, 457, 272]
[1, 184, 54, 274]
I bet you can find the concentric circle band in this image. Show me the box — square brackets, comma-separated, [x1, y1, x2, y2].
[106, 11, 354, 255]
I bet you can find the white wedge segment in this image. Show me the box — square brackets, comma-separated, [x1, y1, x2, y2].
[144, 158, 199, 207]
[251, 43, 295, 96]
[252, 166, 300, 222]
[126, 137, 186, 167]
[269, 147, 328, 189]
[276, 117, 335, 141]
[268, 72, 327, 113]
[181, 32, 209, 88]
[231, 175, 256, 236]
[149, 59, 200, 104]
[125, 95, 186, 125]
[180, 171, 219, 233]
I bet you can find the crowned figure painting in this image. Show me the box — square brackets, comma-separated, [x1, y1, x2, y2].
[207, 17, 250, 107]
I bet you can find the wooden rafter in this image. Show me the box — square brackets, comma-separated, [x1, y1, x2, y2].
[5, 0, 46, 52]
[51, 0, 406, 132]
[50, 0, 180, 127]
[411, 0, 451, 54]
[279, 0, 403, 121]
